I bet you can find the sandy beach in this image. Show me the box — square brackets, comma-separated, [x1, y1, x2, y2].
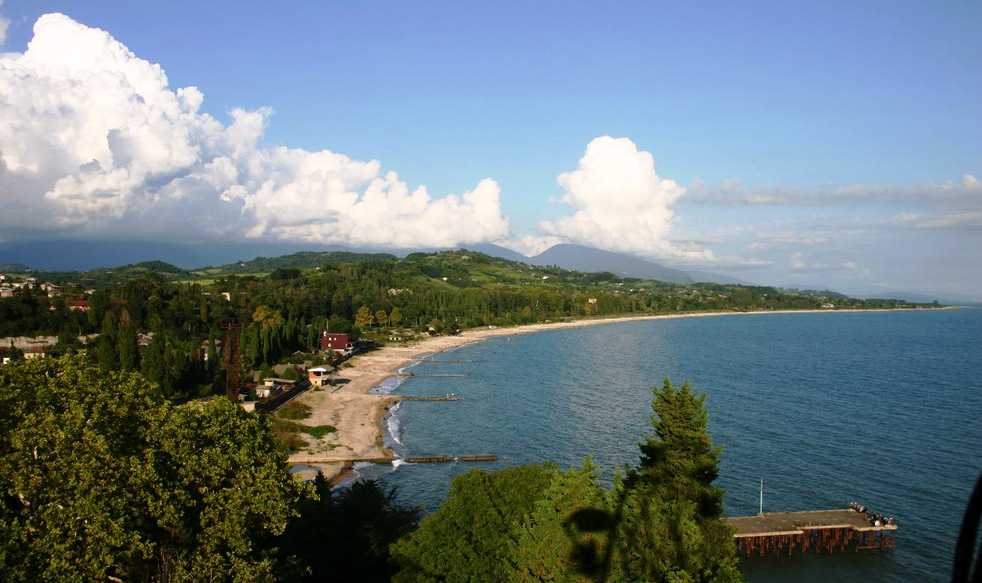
[286, 306, 949, 482]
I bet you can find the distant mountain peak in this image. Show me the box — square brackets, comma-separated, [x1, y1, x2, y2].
[529, 243, 693, 284]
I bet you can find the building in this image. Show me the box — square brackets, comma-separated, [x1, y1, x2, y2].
[308, 366, 332, 388]
[40, 282, 61, 297]
[22, 345, 47, 360]
[319, 332, 352, 355]
[67, 298, 90, 312]
[258, 378, 296, 399]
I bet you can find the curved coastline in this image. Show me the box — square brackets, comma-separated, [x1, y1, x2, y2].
[286, 306, 952, 482]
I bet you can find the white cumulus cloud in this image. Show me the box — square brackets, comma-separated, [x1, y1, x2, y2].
[0, 13, 510, 248]
[537, 136, 713, 262]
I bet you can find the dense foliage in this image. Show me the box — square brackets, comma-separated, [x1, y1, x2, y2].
[0, 355, 417, 582]
[279, 473, 419, 581]
[0, 355, 305, 581]
[391, 379, 743, 583]
[2, 251, 926, 400]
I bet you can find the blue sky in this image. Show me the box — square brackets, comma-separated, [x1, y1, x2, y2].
[1, 1, 980, 298]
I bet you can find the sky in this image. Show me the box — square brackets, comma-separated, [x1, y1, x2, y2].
[0, 1, 980, 298]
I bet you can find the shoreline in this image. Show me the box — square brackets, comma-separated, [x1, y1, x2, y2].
[286, 306, 952, 483]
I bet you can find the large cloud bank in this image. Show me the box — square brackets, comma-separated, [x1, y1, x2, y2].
[0, 13, 509, 247]
[537, 136, 712, 261]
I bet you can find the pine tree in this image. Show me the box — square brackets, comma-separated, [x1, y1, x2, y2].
[633, 379, 724, 518]
[610, 379, 742, 583]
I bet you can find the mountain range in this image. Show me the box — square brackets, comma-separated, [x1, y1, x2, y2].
[0, 239, 741, 285]
[1, 239, 969, 304]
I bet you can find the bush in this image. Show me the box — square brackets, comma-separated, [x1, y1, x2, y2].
[303, 425, 336, 438]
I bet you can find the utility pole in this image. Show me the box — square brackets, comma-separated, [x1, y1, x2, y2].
[759, 478, 764, 516]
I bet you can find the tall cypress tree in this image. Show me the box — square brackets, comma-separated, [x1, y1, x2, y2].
[609, 379, 741, 583]
[97, 311, 119, 371]
[632, 379, 724, 518]
[116, 323, 139, 372]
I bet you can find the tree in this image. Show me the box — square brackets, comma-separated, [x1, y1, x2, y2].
[4, 341, 24, 363]
[375, 309, 389, 329]
[278, 474, 418, 582]
[506, 461, 611, 581]
[389, 306, 403, 327]
[0, 355, 306, 582]
[391, 464, 557, 581]
[97, 311, 119, 371]
[427, 319, 444, 334]
[252, 305, 284, 332]
[630, 379, 724, 518]
[117, 322, 139, 371]
[355, 306, 374, 330]
[608, 379, 742, 583]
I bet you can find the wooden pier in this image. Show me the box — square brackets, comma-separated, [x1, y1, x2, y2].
[397, 395, 462, 401]
[406, 454, 497, 463]
[723, 509, 897, 557]
[401, 372, 467, 378]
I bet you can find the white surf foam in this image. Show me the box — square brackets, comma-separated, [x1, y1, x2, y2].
[386, 401, 403, 445]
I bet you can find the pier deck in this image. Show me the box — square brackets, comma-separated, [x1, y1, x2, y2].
[397, 395, 461, 401]
[723, 509, 897, 556]
[406, 454, 497, 463]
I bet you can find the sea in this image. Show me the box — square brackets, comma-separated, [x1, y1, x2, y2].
[360, 308, 982, 583]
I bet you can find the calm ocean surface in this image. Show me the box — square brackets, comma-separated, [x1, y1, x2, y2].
[365, 308, 982, 582]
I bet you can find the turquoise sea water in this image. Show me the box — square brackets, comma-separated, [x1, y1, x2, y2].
[365, 308, 982, 582]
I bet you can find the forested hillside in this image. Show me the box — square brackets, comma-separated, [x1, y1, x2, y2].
[1, 249, 926, 398]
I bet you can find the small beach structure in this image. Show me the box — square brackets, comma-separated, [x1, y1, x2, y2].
[307, 366, 332, 388]
[724, 508, 897, 556]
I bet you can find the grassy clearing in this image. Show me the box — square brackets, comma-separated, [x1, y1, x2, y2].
[277, 401, 312, 420]
[270, 417, 307, 452]
[268, 407, 336, 452]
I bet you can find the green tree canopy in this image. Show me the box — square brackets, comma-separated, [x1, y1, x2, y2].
[391, 380, 743, 583]
[375, 309, 389, 328]
[391, 464, 558, 582]
[607, 379, 741, 583]
[0, 354, 306, 582]
[355, 305, 374, 329]
[629, 379, 724, 519]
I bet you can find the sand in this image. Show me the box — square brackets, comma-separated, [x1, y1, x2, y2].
[285, 307, 950, 482]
